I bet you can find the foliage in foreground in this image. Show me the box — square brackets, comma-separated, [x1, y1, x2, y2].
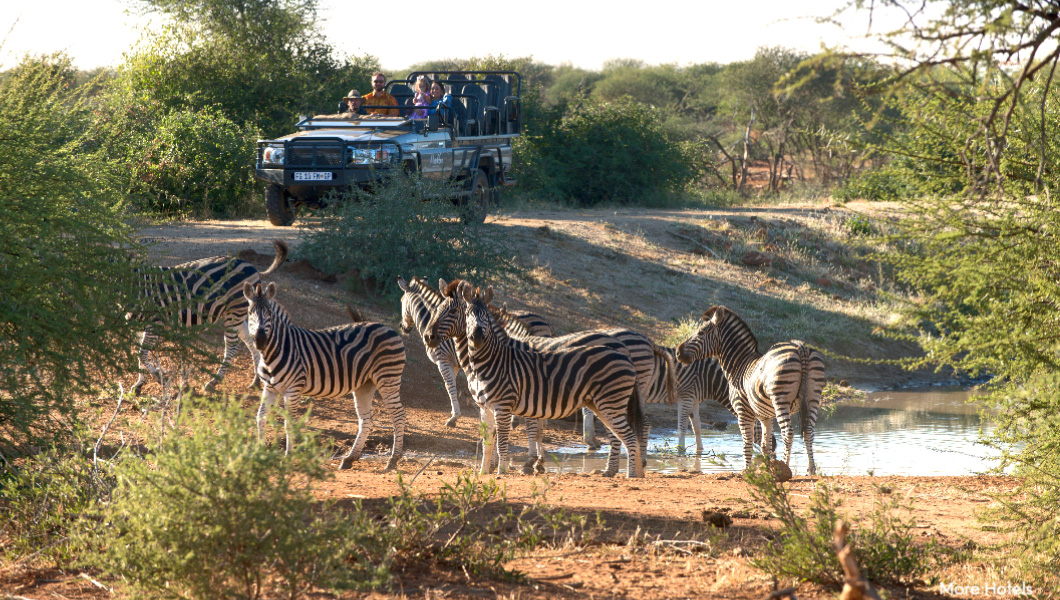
[0, 54, 144, 457]
[744, 460, 936, 586]
[74, 397, 594, 599]
[298, 174, 518, 296]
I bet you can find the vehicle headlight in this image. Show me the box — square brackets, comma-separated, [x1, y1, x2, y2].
[262, 146, 285, 166]
[349, 147, 399, 165]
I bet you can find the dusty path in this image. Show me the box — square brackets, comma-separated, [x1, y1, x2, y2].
[87, 209, 1012, 600]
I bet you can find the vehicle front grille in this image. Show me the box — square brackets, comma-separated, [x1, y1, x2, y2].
[288, 145, 343, 167]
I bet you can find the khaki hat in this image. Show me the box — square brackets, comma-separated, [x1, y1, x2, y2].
[344, 89, 361, 99]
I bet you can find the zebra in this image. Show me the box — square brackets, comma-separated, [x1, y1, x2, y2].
[456, 285, 646, 477]
[424, 279, 673, 474]
[675, 305, 825, 475]
[244, 281, 407, 471]
[396, 276, 553, 428]
[582, 347, 731, 454]
[128, 240, 287, 396]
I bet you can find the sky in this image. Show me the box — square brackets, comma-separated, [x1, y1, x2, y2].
[1, 0, 886, 72]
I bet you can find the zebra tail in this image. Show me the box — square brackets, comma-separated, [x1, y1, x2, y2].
[627, 384, 645, 451]
[654, 344, 679, 405]
[261, 240, 289, 276]
[798, 345, 812, 433]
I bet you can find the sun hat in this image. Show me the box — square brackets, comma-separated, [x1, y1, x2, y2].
[343, 89, 361, 99]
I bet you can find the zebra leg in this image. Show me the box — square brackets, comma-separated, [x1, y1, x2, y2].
[691, 400, 704, 455]
[132, 330, 159, 396]
[533, 419, 546, 474]
[378, 378, 406, 472]
[804, 423, 817, 476]
[494, 407, 513, 475]
[479, 408, 498, 475]
[341, 383, 377, 469]
[759, 418, 775, 461]
[639, 412, 651, 470]
[204, 323, 244, 393]
[775, 404, 796, 466]
[256, 385, 282, 440]
[736, 410, 757, 472]
[282, 393, 292, 455]
[590, 409, 637, 478]
[676, 397, 692, 453]
[431, 351, 461, 427]
[582, 407, 600, 450]
[522, 417, 539, 475]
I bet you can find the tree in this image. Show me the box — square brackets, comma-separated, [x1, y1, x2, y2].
[123, 0, 378, 137]
[831, 0, 1060, 586]
[0, 55, 144, 461]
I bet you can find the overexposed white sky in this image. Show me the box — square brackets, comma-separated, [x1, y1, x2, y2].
[1, 1, 886, 72]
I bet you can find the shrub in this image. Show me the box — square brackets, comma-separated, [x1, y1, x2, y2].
[82, 398, 362, 600]
[514, 97, 701, 206]
[0, 449, 112, 564]
[0, 54, 145, 456]
[834, 167, 911, 203]
[298, 174, 518, 296]
[744, 459, 935, 586]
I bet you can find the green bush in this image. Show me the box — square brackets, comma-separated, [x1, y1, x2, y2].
[744, 460, 936, 586]
[82, 398, 365, 600]
[298, 174, 518, 296]
[0, 54, 145, 456]
[834, 167, 911, 203]
[0, 450, 111, 564]
[514, 97, 702, 206]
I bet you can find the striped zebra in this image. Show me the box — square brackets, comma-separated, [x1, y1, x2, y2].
[676, 305, 825, 475]
[244, 281, 407, 471]
[396, 276, 553, 428]
[582, 348, 732, 454]
[128, 240, 287, 396]
[455, 285, 645, 477]
[425, 279, 672, 474]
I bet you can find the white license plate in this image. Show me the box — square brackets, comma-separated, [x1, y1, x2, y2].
[294, 172, 333, 181]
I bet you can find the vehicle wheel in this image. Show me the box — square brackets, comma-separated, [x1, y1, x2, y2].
[265, 184, 295, 226]
[461, 169, 489, 224]
[488, 174, 502, 206]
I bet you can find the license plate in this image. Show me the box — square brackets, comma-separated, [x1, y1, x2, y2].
[293, 172, 333, 181]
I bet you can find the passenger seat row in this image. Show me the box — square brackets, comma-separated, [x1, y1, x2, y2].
[389, 75, 518, 136]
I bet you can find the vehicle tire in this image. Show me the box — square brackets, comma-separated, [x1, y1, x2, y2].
[461, 169, 490, 224]
[265, 184, 295, 226]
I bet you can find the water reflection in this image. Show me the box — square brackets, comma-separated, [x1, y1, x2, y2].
[552, 388, 999, 476]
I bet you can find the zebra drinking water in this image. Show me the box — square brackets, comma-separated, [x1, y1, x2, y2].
[452, 285, 646, 477]
[676, 305, 825, 475]
[128, 240, 287, 396]
[244, 281, 407, 471]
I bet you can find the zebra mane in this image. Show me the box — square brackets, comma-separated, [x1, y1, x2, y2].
[442, 278, 468, 299]
[411, 276, 446, 305]
[488, 304, 532, 338]
[707, 305, 759, 354]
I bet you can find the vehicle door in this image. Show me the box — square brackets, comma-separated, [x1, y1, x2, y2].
[415, 135, 452, 180]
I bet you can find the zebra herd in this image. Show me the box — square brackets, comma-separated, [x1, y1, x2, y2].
[129, 240, 827, 478]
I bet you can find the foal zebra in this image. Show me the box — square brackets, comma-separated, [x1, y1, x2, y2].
[676, 305, 825, 475]
[244, 281, 407, 471]
[397, 276, 553, 427]
[457, 285, 646, 477]
[128, 240, 288, 395]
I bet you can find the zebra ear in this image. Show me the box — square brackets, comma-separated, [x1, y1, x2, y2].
[264, 281, 278, 300]
[482, 286, 494, 305]
[242, 281, 255, 301]
[702, 306, 721, 322]
[397, 277, 410, 292]
[438, 278, 448, 292]
[460, 283, 475, 302]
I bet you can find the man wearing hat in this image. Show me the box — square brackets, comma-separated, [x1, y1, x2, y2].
[338, 89, 365, 115]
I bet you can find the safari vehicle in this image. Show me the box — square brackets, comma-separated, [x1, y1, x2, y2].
[253, 70, 522, 226]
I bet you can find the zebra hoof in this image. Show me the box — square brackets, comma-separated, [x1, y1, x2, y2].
[383, 456, 401, 472]
[599, 469, 617, 478]
[202, 380, 218, 394]
[521, 460, 536, 475]
[445, 417, 458, 428]
[339, 454, 361, 470]
[131, 384, 144, 397]
[535, 460, 546, 475]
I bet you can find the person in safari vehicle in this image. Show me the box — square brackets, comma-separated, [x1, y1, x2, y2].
[363, 72, 398, 116]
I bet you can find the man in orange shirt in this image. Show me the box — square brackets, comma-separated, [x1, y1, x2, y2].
[363, 72, 399, 116]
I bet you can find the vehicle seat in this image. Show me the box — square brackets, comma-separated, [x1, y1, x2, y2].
[460, 83, 489, 135]
[389, 83, 414, 117]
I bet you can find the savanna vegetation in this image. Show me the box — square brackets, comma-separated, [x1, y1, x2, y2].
[3, 0, 1060, 596]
